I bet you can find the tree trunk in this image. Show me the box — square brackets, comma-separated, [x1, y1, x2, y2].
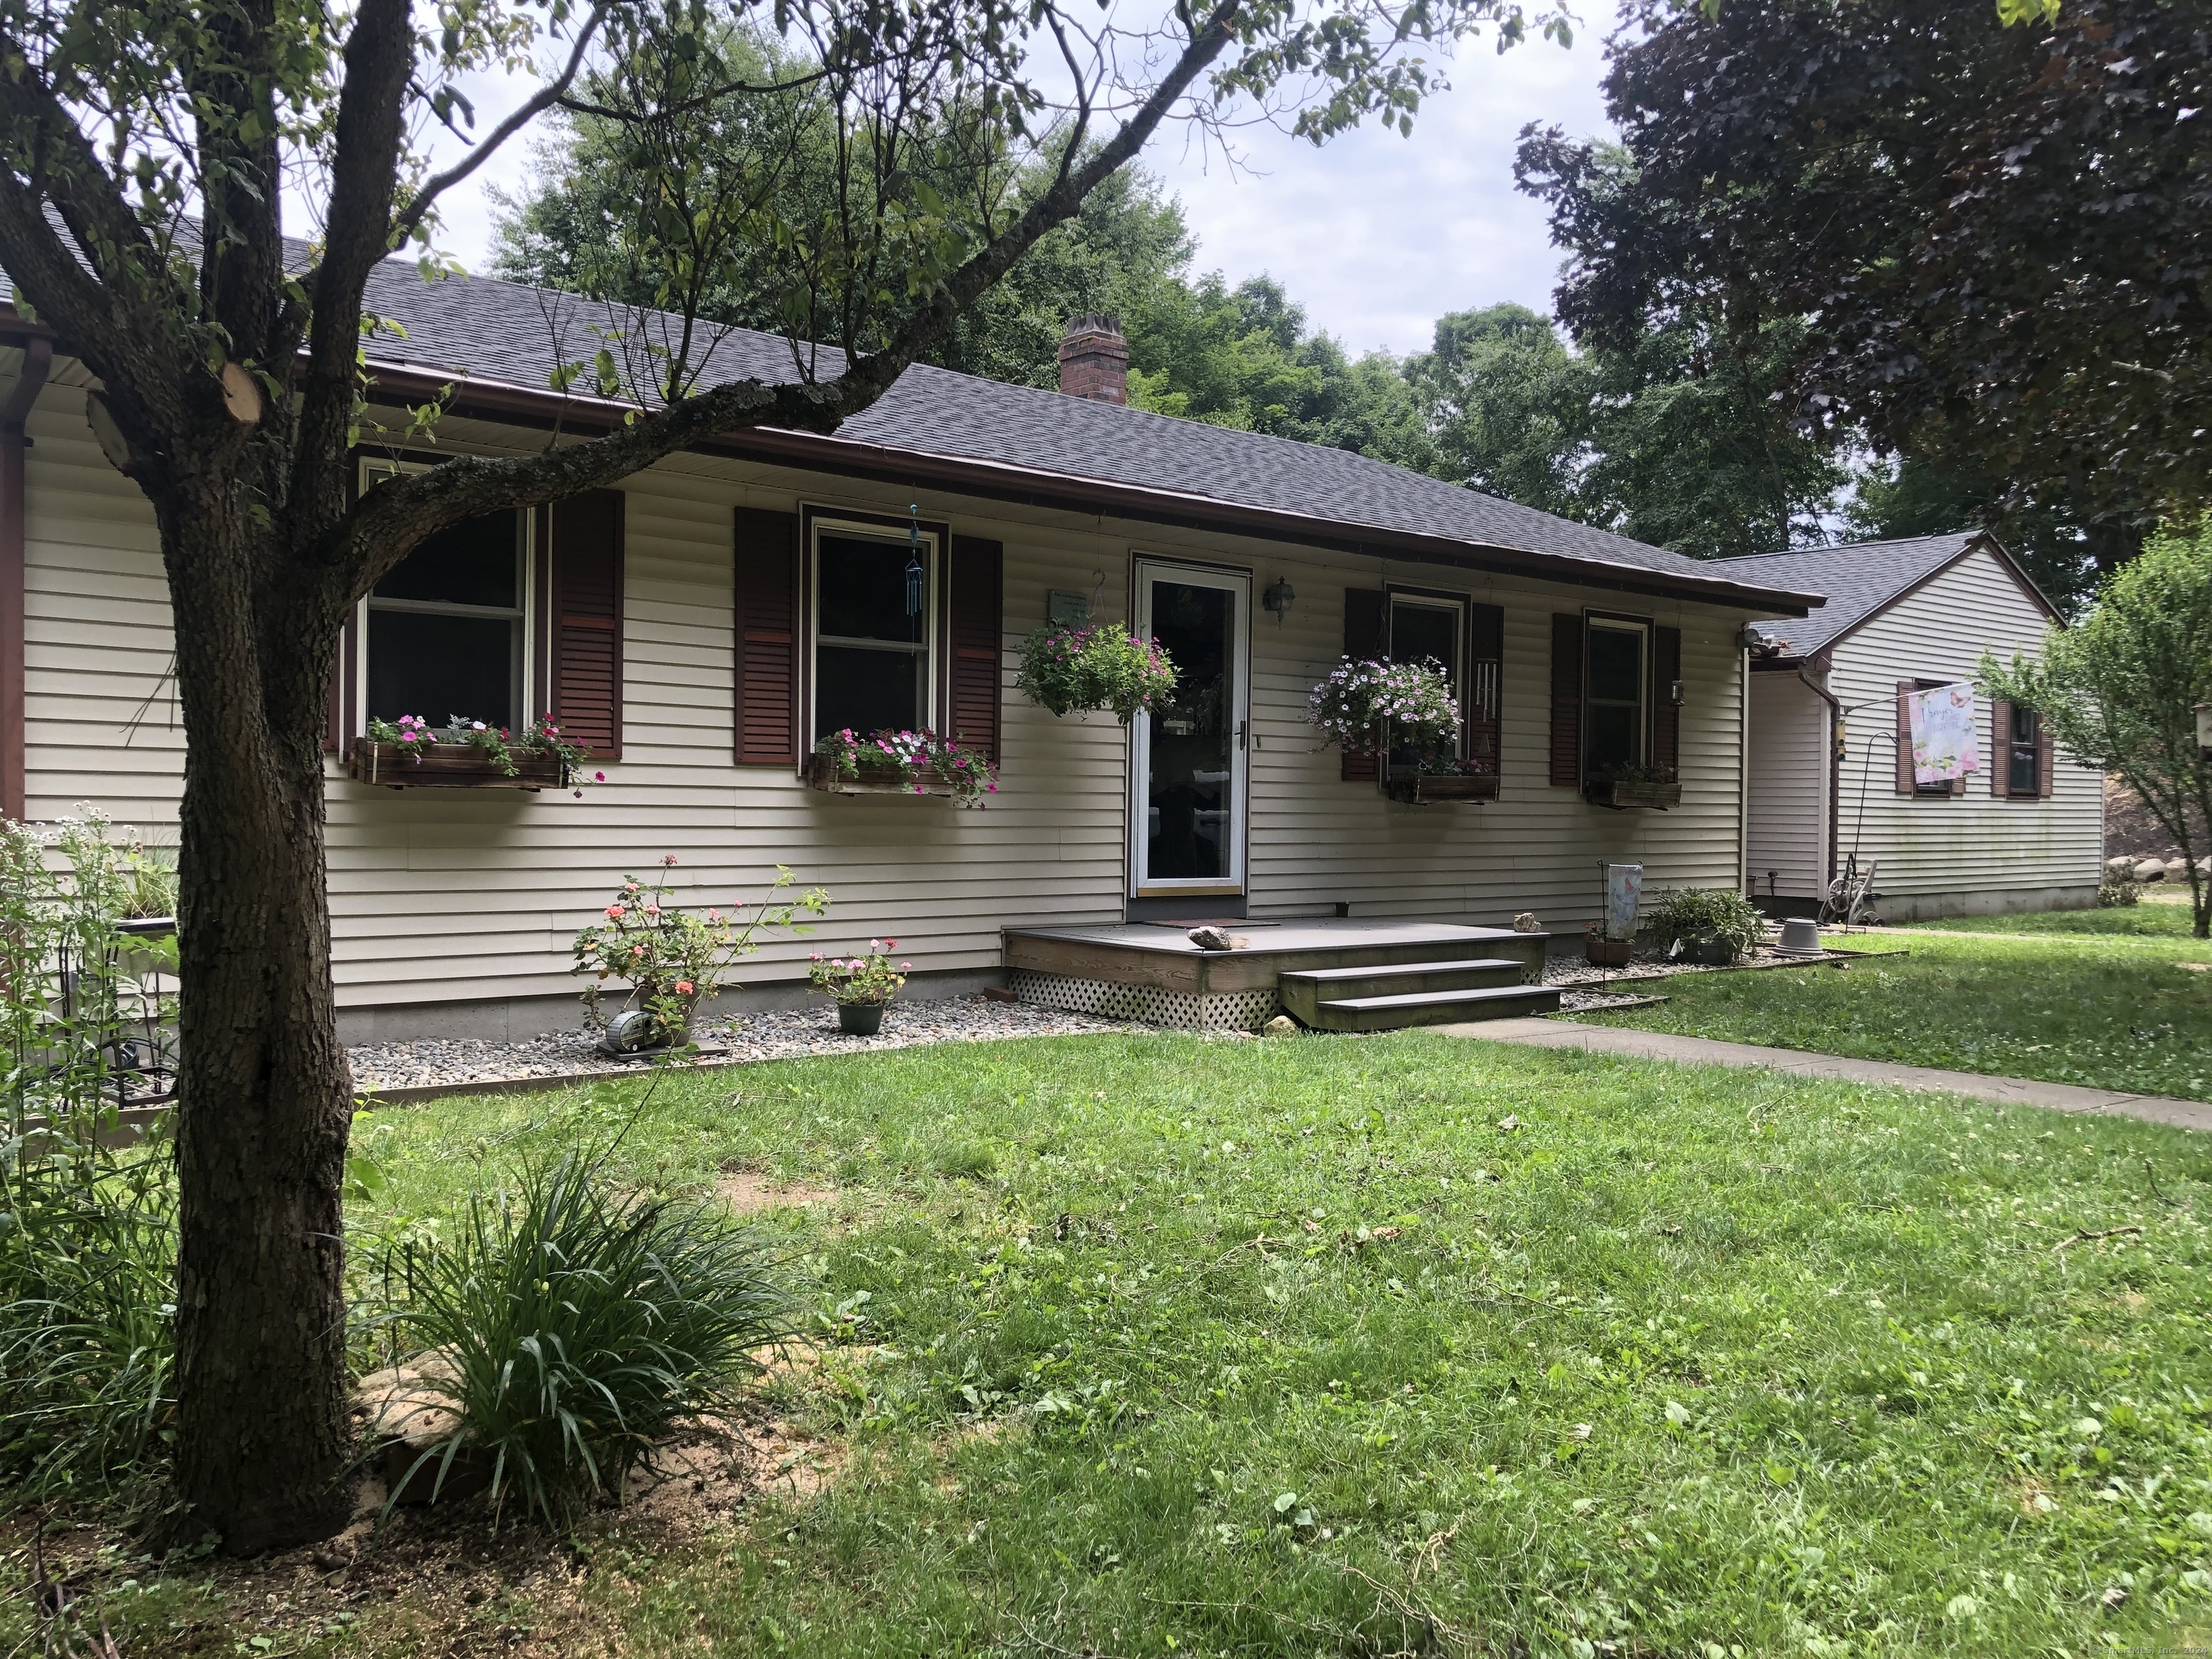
[161, 475, 357, 1552]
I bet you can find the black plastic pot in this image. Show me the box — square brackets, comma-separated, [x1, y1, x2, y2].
[839, 1002, 886, 1036]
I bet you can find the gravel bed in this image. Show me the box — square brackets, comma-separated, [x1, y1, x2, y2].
[1555, 987, 1664, 1012]
[347, 995, 1132, 1093]
[1543, 943, 1855, 992]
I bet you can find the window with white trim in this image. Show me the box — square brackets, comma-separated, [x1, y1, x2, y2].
[1387, 591, 1466, 767]
[1583, 617, 1648, 778]
[810, 519, 937, 743]
[357, 459, 532, 732]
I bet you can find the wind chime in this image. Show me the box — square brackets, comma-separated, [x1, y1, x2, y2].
[904, 501, 924, 618]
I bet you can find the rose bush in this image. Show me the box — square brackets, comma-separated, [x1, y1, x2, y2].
[570, 856, 829, 1046]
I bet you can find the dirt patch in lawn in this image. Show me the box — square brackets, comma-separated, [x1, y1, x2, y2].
[714, 1163, 840, 1216]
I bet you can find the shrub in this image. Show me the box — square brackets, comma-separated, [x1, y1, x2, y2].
[808, 940, 910, 1007]
[363, 1144, 792, 1528]
[1015, 624, 1178, 723]
[2098, 868, 2142, 908]
[572, 856, 827, 1044]
[1307, 657, 1461, 762]
[1644, 888, 1766, 962]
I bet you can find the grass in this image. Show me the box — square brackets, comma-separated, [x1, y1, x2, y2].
[1582, 929, 2212, 1101]
[1905, 891, 2206, 940]
[30, 1034, 2212, 1658]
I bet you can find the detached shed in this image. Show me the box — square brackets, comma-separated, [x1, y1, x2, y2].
[1727, 532, 2104, 921]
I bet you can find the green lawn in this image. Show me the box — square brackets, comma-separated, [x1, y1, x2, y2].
[1583, 930, 2212, 1101]
[1905, 892, 2206, 940]
[63, 1035, 2212, 1658]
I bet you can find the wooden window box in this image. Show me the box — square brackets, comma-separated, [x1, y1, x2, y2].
[1382, 770, 1500, 805]
[1584, 778, 1681, 811]
[346, 737, 563, 791]
[801, 753, 958, 798]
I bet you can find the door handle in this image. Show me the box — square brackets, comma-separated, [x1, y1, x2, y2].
[1238, 719, 1256, 751]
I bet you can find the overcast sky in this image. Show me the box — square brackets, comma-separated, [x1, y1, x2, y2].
[423, 19, 1617, 363]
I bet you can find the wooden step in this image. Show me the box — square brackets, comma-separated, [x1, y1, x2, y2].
[1306, 982, 1562, 1033]
[1277, 958, 1527, 1025]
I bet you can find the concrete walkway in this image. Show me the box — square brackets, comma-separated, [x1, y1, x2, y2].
[1435, 1017, 2212, 1134]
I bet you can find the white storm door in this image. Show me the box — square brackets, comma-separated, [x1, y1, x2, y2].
[1129, 560, 1251, 898]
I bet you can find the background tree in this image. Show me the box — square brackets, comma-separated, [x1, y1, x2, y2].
[0, 0, 1568, 1551]
[1982, 524, 2212, 938]
[1517, 0, 2212, 590]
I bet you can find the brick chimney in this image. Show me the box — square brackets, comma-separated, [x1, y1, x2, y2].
[1057, 314, 1129, 405]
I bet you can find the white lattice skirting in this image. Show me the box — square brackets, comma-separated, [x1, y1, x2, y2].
[1011, 970, 1280, 1032]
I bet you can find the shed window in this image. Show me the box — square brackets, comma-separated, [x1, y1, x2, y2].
[811, 523, 935, 743]
[364, 508, 528, 731]
[1583, 619, 1648, 778]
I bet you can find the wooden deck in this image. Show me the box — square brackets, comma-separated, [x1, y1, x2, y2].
[1002, 919, 1550, 997]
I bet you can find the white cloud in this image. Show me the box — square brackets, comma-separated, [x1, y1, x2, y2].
[1144, 28, 1614, 357]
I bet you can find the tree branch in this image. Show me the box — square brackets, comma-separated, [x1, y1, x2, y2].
[390, 4, 611, 251]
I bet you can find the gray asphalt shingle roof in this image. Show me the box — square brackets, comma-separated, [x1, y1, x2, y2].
[1725, 534, 1987, 657]
[356, 262, 1822, 606]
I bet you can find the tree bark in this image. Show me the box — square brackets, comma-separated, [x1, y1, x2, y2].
[161, 469, 357, 1552]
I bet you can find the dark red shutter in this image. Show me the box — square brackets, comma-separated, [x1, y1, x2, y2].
[1989, 699, 2012, 798]
[1894, 682, 1916, 794]
[734, 508, 800, 765]
[549, 490, 624, 760]
[1341, 588, 1385, 782]
[1468, 602, 1503, 777]
[1653, 624, 1682, 779]
[1550, 613, 1583, 787]
[947, 534, 1002, 761]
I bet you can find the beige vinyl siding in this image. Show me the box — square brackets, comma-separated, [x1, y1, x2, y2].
[1745, 668, 1830, 900]
[1827, 549, 2102, 903]
[14, 379, 1767, 1018]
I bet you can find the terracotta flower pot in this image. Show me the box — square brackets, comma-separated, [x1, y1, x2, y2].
[838, 1002, 886, 1036]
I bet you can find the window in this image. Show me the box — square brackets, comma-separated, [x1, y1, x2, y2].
[1387, 592, 1466, 768]
[360, 465, 529, 731]
[2007, 703, 2041, 796]
[811, 521, 935, 743]
[1583, 618, 1648, 778]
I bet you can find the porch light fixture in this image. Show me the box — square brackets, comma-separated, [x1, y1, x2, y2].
[1262, 577, 1295, 624]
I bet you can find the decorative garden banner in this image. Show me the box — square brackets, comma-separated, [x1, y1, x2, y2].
[1910, 683, 1982, 786]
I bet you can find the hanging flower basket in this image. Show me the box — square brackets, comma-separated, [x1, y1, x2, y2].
[807, 728, 996, 806]
[1016, 623, 1178, 722]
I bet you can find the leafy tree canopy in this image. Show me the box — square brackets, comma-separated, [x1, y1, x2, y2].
[1516, 0, 2212, 568]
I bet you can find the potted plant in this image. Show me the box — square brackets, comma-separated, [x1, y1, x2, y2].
[1308, 657, 1481, 801]
[570, 856, 830, 1054]
[350, 713, 603, 793]
[1584, 763, 1681, 810]
[1015, 623, 1178, 721]
[806, 728, 996, 806]
[1583, 924, 1633, 968]
[1644, 887, 1765, 966]
[808, 940, 910, 1035]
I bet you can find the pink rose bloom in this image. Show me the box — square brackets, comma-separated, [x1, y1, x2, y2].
[663, 853, 679, 866]
[675, 979, 693, 995]
[901, 961, 912, 970]
[631, 943, 646, 957]
[643, 904, 660, 917]
[605, 904, 626, 919]
[885, 939, 897, 949]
